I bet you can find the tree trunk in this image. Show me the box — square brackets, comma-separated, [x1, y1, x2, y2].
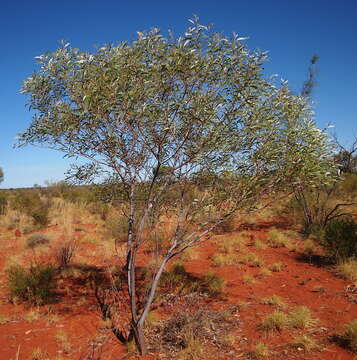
[130, 322, 147, 356]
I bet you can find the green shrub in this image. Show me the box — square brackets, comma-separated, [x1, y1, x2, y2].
[7, 263, 56, 305]
[323, 218, 357, 261]
[11, 191, 50, 227]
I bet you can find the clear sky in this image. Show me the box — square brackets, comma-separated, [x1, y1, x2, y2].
[1, 0, 356, 188]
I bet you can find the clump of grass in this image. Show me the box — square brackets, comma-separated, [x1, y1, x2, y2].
[25, 309, 41, 323]
[243, 275, 256, 284]
[239, 253, 264, 267]
[26, 233, 51, 249]
[200, 271, 226, 297]
[178, 332, 205, 360]
[55, 330, 72, 354]
[0, 314, 10, 324]
[261, 295, 286, 308]
[218, 236, 244, 253]
[288, 306, 316, 329]
[212, 253, 239, 266]
[259, 268, 272, 277]
[260, 311, 288, 333]
[251, 342, 270, 359]
[303, 239, 316, 257]
[179, 247, 199, 261]
[253, 240, 267, 250]
[269, 262, 284, 272]
[340, 320, 357, 352]
[290, 335, 320, 352]
[336, 259, 357, 282]
[27, 348, 49, 360]
[267, 228, 289, 248]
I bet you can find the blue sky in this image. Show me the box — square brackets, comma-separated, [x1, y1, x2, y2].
[1, 0, 356, 188]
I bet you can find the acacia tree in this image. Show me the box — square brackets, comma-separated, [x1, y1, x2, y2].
[19, 18, 334, 354]
[0, 168, 3, 184]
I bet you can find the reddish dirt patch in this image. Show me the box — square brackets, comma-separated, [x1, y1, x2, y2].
[0, 218, 356, 359]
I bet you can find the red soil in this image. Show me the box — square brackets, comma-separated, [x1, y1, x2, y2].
[0, 218, 356, 360]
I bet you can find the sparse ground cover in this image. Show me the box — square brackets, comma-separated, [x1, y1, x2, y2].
[0, 194, 356, 360]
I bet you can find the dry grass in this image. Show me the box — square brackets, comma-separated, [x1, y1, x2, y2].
[212, 253, 240, 266]
[243, 275, 257, 284]
[253, 240, 267, 250]
[259, 268, 272, 277]
[288, 306, 316, 329]
[25, 309, 41, 323]
[261, 295, 286, 308]
[267, 228, 289, 248]
[336, 259, 357, 282]
[55, 330, 72, 354]
[251, 342, 270, 359]
[290, 335, 320, 352]
[239, 253, 264, 267]
[340, 320, 357, 352]
[260, 311, 288, 333]
[218, 236, 245, 253]
[269, 262, 284, 272]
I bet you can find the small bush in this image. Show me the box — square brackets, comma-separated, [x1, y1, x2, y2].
[7, 263, 56, 305]
[104, 215, 128, 242]
[288, 306, 315, 329]
[336, 259, 357, 282]
[323, 218, 357, 261]
[26, 233, 51, 249]
[267, 228, 289, 248]
[260, 310, 287, 332]
[341, 320, 357, 352]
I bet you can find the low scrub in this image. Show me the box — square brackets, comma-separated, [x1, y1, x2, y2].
[322, 218, 357, 261]
[6, 263, 56, 305]
[148, 307, 237, 357]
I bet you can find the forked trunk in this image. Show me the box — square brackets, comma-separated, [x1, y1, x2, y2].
[130, 322, 147, 356]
